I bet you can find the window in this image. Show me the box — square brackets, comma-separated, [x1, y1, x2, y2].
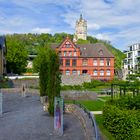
[66, 41, 70, 48]
[58, 51, 61, 56]
[66, 70, 70, 75]
[99, 49, 103, 56]
[106, 59, 110, 66]
[106, 70, 110, 76]
[93, 70, 98, 76]
[100, 59, 104, 66]
[64, 51, 67, 56]
[74, 51, 77, 56]
[66, 59, 70, 66]
[128, 53, 132, 58]
[66, 44, 70, 48]
[60, 70, 63, 74]
[100, 70, 104, 76]
[83, 59, 87, 66]
[72, 70, 77, 75]
[77, 70, 80, 75]
[59, 59, 63, 66]
[72, 59, 77, 66]
[93, 59, 97, 66]
[69, 51, 72, 56]
[82, 70, 88, 74]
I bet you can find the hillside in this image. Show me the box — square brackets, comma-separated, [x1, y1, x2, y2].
[6, 33, 125, 72]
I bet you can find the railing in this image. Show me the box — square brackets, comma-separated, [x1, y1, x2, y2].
[73, 100, 100, 140]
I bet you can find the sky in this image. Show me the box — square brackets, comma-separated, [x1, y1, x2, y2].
[0, 0, 140, 51]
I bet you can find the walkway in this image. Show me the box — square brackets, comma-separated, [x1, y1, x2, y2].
[0, 92, 85, 140]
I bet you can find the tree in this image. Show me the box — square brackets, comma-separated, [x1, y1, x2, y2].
[6, 35, 28, 74]
[77, 39, 89, 44]
[47, 49, 61, 115]
[33, 46, 61, 115]
[33, 47, 49, 96]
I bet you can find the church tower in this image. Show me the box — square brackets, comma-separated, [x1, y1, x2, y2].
[73, 14, 87, 42]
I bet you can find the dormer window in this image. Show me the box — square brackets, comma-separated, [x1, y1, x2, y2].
[66, 41, 70, 48]
[99, 49, 103, 56]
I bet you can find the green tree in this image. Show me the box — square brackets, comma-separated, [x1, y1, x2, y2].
[47, 49, 61, 115]
[33, 46, 61, 115]
[77, 39, 89, 44]
[33, 47, 49, 96]
[6, 35, 28, 74]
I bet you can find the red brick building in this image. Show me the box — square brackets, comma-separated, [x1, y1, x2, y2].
[52, 37, 114, 80]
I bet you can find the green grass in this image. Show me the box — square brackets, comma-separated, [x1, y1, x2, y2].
[78, 100, 105, 111]
[65, 99, 105, 111]
[98, 96, 111, 101]
[95, 115, 115, 140]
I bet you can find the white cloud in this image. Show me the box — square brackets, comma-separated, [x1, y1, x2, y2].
[31, 27, 51, 34]
[88, 23, 100, 30]
[94, 33, 111, 41]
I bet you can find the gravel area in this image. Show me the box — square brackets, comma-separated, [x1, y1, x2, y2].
[0, 92, 85, 140]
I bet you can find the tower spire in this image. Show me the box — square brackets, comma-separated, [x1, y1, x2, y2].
[80, 14, 83, 21]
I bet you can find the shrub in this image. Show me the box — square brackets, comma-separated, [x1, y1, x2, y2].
[103, 104, 140, 139]
[107, 95, 140, 110]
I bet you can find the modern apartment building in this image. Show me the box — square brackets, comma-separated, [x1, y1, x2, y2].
[0, 36, 6, 76]
[52, 36, 114, 80]
[123, 43, 140, 74]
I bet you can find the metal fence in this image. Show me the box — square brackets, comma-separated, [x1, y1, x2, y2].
[73, 100, 100, 140]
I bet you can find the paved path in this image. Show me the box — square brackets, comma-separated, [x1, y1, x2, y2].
[0, 93, 85, 140]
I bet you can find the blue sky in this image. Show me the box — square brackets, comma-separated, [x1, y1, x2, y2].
[0, 0, 140, 51]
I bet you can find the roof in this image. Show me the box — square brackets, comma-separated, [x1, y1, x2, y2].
[77, 43, 114, 58]
[51, 37, 114, 58]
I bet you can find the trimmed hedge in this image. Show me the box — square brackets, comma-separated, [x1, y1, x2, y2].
[103, 104, 140, 140]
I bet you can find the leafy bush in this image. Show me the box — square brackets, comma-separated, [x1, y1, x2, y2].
[107, 95, 140, 110]
[103, 104, 140, 139]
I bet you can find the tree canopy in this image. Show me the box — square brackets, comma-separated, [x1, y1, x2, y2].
[6, 35, 28, 74]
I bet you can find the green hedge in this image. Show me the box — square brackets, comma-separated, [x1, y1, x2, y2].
[103, 104, 140, 139]
[107, 95, 140, 110]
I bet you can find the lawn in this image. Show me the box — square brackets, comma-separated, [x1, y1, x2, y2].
[78, 100, 105, 111]
[65, 99, 105, 111]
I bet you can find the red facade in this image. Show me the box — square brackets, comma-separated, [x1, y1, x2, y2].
[53, 37, 114, 80]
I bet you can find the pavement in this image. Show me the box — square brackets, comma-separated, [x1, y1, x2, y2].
[90, 111, 103, 115]
[0, 92, 86, 140]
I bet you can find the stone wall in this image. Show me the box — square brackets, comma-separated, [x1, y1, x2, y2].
[61, 75, 91, 85]
[66, 104, 96, 140]
[12, 79, 39, 88]
[61, 90, 97, 100]
[11, 75, 91, 88]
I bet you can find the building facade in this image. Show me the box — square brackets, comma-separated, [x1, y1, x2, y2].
[52, 37, 114, 80]
[123, 43, 140, 74]
[0, 36, 6, 76]
[73, 14, 87, 42]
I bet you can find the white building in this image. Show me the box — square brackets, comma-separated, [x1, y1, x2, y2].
[123, 43, 140, 74]
[73, 14, 87, 42]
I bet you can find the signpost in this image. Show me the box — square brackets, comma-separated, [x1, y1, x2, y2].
[54, 97, 63, 136]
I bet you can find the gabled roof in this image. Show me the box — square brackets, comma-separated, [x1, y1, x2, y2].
[51, 37, 114, 58]
[55, 36, 78, 50]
